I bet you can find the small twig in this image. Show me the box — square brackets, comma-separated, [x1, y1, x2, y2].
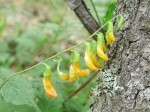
[68, 69, 100, 99]
[90, 0, 101, 25]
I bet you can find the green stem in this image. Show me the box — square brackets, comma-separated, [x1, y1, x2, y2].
[0, 15, 119, 90]
[90, 0, 101, 25]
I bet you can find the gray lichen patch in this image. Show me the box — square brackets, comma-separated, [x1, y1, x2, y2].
[91, 70, 124, 99]
[134, 88, 150, 110]
[91, 0, 150, 111]
[94, 70, 124, 95]
[90, 70, 124, 112]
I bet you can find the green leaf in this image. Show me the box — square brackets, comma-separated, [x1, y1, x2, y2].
[103, 2, 116, 27]
[31, 78, 64, 112]
[0, 76, 41, 112]
[0, 100, 35, 112]
[64, 99, 83, 112]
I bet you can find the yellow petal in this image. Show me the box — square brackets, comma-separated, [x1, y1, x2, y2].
[58, 72, 69, 80]
[106, 32, 116, 45]
[102, 44, 108, 53]
[91, 53, 102, 68]
[76, 69, 89, 77]
[56, 59, 69, 81]
[43, 76, 58, 98]
[72, 62, 90, 77]
[97, 33, 108, 53]
[69, 65, 76, 82]
[84, 51, 98, 70]
[106, 33, 112, 45]
[108, 32, 116, 42]
[97, 47, 109, 61]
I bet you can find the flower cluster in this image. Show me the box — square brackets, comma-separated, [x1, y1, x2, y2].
[42, 14, 124, 98]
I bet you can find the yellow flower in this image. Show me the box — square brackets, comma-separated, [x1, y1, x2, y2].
[97, 47, 109, 61]
[43, 76, 58, 98]
[72, 61, 89, 77]
[91, 53, 102, 68]
[91, 40, 103, 68]
[71, 51, 89, 77]
[58, 72, 69, 80]
[97, 33, 109, 61]
[84, 42, 98, 70]
[105, 21, 116, 45]
[43, 64, 57, 98]
[69, 65, 76, 82]
[106, 31, 116, 45]
[56, 59, 69, 81]
[97, 33, 108, 53]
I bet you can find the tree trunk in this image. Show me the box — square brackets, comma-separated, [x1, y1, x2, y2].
[91, 0, 150, 112]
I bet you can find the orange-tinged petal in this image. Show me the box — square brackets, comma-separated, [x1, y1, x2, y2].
[97, 47, 109, 61]
[72, 62, 90, 77]
[56, 59, 69, 81]
[43, 76, 58, 98]
[68, 75, 75, 82]
[71, 51, 90, 77]
[58, 72, 69, 80]
[84, 51, 98, 70]
[76, 69, 89, 77]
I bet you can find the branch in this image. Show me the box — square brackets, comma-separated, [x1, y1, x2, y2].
[68, 70, 100, 99]
[66, 0, 104, 39]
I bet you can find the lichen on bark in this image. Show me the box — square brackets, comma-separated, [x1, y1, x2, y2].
[91, 0, 150, 112]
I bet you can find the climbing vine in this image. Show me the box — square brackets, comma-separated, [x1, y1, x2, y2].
[0, 14, 124, 98]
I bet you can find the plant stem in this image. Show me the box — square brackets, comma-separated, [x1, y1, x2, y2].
[90, 0, 101, 25]
[0, 15, 119, 90]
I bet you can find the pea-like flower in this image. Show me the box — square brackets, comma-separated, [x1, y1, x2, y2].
[105, 21, 116, 45]
[91, 40, 104, 68]
[106, 31, 116, 45]
[68, 64, 76, 82]
[97, 33, 109, 61]
[84, 42, 99, 70]
[56, 59, 69, 81]
[43, 64, 58, 98]
[71, 51, 89, 77]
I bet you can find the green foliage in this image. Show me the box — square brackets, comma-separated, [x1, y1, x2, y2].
[86, 0, 116, 26]
[0, 0, 116, 112]
[0, 13, 7, 35]
[0, 100, 35, 112]
[1, 76, 41, 112]
[103, 2, 116, 25]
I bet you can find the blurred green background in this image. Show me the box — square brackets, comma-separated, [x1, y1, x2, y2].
[0, 0, 116, 112]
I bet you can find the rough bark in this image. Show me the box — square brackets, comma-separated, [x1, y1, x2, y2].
[91, 0, 150, 112]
